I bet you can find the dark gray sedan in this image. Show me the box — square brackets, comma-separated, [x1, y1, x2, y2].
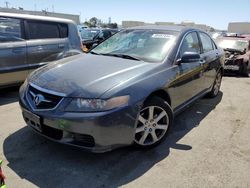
[19, 26, 224, 152]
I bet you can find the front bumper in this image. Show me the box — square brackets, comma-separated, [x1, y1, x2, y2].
[224, 59, 248, 75]
[19, 89, 141, 153]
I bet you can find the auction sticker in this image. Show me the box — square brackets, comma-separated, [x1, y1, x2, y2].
[152, 34, 173, 39]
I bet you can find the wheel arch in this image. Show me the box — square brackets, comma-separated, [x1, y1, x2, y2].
[219, 66, 224, 75]
[145, 89, 172, 107]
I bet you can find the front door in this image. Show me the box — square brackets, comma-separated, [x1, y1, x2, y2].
[168, 31, 204, 109]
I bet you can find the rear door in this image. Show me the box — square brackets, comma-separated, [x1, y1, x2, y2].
[25, 20, 68, 73]
[198, 32, 218, 90]
[0, 17, 28, 87]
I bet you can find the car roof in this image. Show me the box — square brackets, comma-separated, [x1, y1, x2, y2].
[84, 28, 117, 31]
[0, 12, 74, 24]
[128, 25, 196, 32]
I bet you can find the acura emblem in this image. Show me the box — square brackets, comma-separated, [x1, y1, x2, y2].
[34, 94, 44, 106]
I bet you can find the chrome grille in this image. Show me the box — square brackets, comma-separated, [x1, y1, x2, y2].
[27, 85, 63, 110]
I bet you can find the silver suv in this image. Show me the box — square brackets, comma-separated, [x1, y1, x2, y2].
[0, 12, 82, 88]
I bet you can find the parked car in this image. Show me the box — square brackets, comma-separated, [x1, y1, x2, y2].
[210, 31, 226, 39]
[19, 26, 224, 152]
[0, 12, 82, 88]
[241, 34, 250, 38]
[80, 28, 118, 51]
[216, 36, 250, 76]
[77, 24, 88, 32]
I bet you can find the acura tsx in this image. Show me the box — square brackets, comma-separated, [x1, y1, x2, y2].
[19, 26, 224, 152]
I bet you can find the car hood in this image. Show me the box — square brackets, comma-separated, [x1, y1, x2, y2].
[29, 54, 158, 98]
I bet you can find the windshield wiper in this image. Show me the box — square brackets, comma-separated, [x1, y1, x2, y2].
[100, 53, 142, 61]
[89, 51, 100, 55]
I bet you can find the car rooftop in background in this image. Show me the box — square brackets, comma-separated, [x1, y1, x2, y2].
[128, 25, 186, 31]
[0, 12, 75, 23]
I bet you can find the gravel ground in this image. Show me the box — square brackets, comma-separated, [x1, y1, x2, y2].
[0, 76, 250, 188]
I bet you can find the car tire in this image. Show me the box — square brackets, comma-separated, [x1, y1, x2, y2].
[134, 96, 173, 148]
[240, 63, 249, 77]
[207, 71, 222, 98]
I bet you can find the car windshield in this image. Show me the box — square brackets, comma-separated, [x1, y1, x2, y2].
[80, 29, 99, 40]
[91, 29, 178, 62]
[216, 38, 249, 51]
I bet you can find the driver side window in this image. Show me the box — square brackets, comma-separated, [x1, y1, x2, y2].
[179, 32, 201, 58]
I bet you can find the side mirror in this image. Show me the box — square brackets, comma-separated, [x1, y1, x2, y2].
[177, 52, 201, 64]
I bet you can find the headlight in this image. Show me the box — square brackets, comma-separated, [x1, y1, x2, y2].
[65, 95, 129, 112]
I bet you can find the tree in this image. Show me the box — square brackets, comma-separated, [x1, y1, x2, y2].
[89, 17, 98, 27]
[84, 17, 118, 28]
[100, 23, 118, 29]
[83, 21, 91, 27]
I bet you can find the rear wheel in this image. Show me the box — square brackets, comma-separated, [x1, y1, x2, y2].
[134, 97, 173, 148]
[208, 71, 222, 98]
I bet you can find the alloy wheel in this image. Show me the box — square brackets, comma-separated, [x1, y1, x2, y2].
[213, 73, 222, 96]
[134, 106, 169, 146]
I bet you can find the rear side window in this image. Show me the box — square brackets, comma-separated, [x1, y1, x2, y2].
[199, 32, 214, 53]
[0, 17, 23, 42]
[27, 21, 60, 39]
[59, 23, 68, 38]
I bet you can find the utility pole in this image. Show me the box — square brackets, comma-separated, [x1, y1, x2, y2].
[4, 1, 9, 8]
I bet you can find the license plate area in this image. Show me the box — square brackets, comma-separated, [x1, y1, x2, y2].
[224, 65, 239, 71]
[23, 110, 42, 132]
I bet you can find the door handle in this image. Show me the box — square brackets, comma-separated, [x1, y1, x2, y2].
[58, 44, 65, 49]
[12, 48, 23, 54]
[216, 53, 219, 58]
[37, 46, 44, 51]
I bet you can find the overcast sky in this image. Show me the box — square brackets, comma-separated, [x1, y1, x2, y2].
[0, 0, 249, 30]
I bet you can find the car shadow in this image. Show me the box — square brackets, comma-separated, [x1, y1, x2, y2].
[223, 74, 249, 78]
[3, 92, 223, 188]
[0, 86, 20, 105]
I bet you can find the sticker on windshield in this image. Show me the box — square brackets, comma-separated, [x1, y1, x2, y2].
[152, 34, 173, 39]
[91, 31, 97, 33]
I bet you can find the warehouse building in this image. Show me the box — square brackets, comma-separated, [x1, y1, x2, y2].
[228, 22, 250, 34]
[0, 7, 80, 24]
[122, 21, 145, 28]
[122, 20, 214, 32]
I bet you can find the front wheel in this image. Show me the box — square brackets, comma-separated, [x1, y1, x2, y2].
[134, 97, 173, 148]
[208, 71, 222, 98]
